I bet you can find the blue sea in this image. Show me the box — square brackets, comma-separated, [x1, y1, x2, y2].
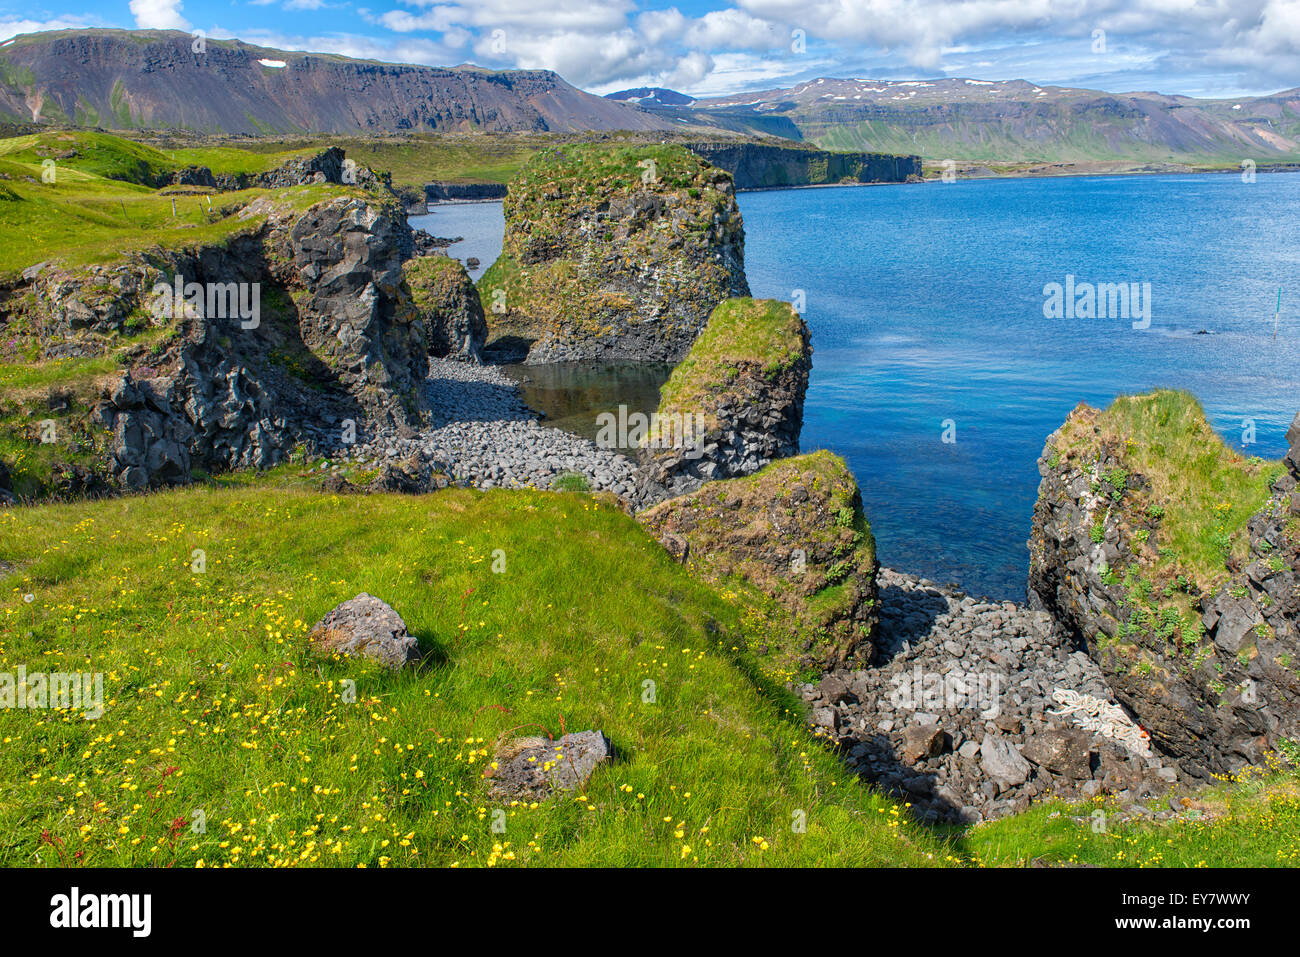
[416, 173, 1300, 600]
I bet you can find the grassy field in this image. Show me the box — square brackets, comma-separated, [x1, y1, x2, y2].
[0, 132, 355, 279]
[0, 485, 956, 867]
[1, 482, 1297, 867]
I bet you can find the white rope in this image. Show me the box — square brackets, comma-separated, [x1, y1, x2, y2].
[1048, 688, 1153, 757]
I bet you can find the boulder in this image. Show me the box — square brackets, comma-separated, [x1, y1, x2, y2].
[1021, 728, 1095, 780]
[308, 593, 420, 670]
[638, 451, 878, 671]
[901, 722, 948, 762]
[485, 731, 614, 799]
[980, 736, 1031, 788]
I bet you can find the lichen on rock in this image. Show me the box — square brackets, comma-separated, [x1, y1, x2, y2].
[1027, 389, 1299, 777]
[638, 450, 878, 676]
[478, 143, 749, 363]
[635, 297, 810, 502]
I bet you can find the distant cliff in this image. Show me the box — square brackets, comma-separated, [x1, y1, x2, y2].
[424, 182, 509, 202]
[684, 142, 921, 189]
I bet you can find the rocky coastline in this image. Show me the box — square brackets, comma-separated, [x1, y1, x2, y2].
[3, 138, 1296, 832]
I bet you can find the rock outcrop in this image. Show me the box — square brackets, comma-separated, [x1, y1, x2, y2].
[404, 255, 487, 361]
[308, 593, 421, 670]
[635, 297, 810, 502]
[10, 174, 433, 493]
[478, 143, 749, 363]
[1028, 390, 1300, 778]
[638, 451, 878, 673]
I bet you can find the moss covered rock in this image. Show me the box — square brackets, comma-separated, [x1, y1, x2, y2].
[1028, 390, 1300, 777]
[478, 143, 749, 362]
[638, 451, 878, 677]
[404, 254, 486, 360]
[636, 297, 810, 500]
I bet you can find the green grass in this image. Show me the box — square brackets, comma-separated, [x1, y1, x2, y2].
[1, 478, 1297, 866]
[967, 765, 1300, 867]
[0, 134, 370, 279]
[1052, 390, 1279, 589]
[657, 297, 807, 423]
[0, 485, 958, 867]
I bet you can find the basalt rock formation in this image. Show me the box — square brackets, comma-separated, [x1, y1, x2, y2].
[404, 255, 487, 361]
[6, 174, 434, 494]
[478, 143, 749, 363]
[1028, 391, 1300, 778]
[638, 451, 878, 673]
[635, 298, 810, 502]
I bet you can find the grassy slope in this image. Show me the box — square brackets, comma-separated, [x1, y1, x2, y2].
[2, 483, 1295, 867]
[0, 133, 351, 279]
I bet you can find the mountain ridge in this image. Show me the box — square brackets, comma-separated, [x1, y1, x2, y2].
[615, 75, 1300, 163]
[0, 28, 674, 135]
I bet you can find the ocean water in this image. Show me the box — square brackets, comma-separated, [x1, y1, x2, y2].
[741, 174, 1300, 599]
[417, 175, 1300, 600]
[409, 201, 503, 282]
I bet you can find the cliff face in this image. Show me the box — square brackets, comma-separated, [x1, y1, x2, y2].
[14, 184, 434, 493]
[1027, 392, 1300, 778]
[0, 29, 671, 135]
[639, 451, 879, 675]
[478, 144, 749, 363]
[684, 142, 921, 189]
[635, 297, 810, 502]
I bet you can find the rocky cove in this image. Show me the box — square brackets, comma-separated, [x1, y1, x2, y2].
[3, 140, 1298, 830]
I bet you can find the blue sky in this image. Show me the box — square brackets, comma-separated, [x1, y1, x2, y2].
[2, 0, 1298, 98]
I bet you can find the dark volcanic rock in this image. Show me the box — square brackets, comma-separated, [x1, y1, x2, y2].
[807, 567, 1178, 823]
[635, 297, 810, 501]
[480, 143, 748, 363]
[1027, 393, 1300, 778]
[404, 255, 487, 361]
[639, 451, 878, 671]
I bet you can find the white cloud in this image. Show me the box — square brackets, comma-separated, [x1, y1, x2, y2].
[128, 0, 191, 31]
[0, 15, 106, 41]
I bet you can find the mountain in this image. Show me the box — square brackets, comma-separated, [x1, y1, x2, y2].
[665, 76, 1300, 163]
[606, 87, 697, 107]
[0, 29, 673, 135]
